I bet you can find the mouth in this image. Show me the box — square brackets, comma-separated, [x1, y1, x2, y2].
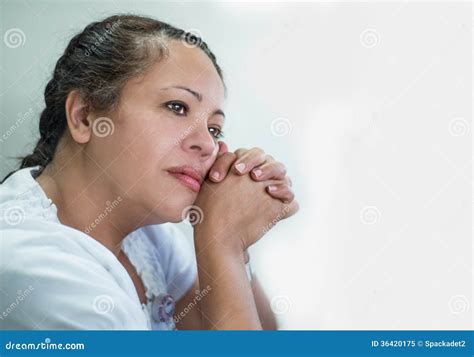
[166, 165, 204, 193]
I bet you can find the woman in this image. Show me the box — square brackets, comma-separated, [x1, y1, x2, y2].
[0, 14, 298, 330]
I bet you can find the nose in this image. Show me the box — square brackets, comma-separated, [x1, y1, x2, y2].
[181, 123, 218, 162]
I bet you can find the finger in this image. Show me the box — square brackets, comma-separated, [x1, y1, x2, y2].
[218, 141, 229, 155]
[278, 176, 292, 187]
[281, 199, 299, 219]
[258, 177, 291, 187]
[233, 147, 266, 175]
[250, 161, 287, 181]
[266, 184, 295, 204]
[234, 148, 248, 157]
[266, 199, 299, 230]
[208, 152, 237, 182]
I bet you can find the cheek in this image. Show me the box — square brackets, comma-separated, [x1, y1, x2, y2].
[124, 121, 176, 161]
[104, 129, 169, 189]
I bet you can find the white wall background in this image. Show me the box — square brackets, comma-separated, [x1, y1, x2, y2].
[0, 0, 472, 329]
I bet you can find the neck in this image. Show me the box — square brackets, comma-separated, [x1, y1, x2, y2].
[36, 157, 139, 257]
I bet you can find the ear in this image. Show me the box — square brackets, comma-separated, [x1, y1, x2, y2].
[65, 90, 92, 144]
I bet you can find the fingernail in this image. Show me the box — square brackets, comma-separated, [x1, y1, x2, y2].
[267, 185, 277, 192]
[252, 169, 262, 178]
[235, 163, 246, 174]
[210, 171, 220, 181]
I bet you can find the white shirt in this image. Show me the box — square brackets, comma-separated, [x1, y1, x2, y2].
[0, 166, 197, 330]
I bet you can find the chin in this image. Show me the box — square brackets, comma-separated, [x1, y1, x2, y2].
[167, 216, 186, 224]
[146, 191, 197, 223]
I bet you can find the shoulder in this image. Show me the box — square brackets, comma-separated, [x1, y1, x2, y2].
[0, 168, 149, 329]
[0, 227, 149, 329]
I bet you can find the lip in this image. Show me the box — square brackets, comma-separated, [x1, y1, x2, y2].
[167, 165, 204, 193]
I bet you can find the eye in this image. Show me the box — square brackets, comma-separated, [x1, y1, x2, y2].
[166, 101, 188, 116]
[208, 126, 224, 140]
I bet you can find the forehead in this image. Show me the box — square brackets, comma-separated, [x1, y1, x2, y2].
[142, 39, 225, 105]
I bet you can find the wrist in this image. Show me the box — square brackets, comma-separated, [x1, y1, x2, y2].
[194, 224, 247, 262]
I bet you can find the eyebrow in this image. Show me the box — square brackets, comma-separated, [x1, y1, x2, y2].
[161, 85, 225, 118]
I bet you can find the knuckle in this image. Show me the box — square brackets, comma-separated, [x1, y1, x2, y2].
[251, 147, 265, 156]
[280, 187, 294, 203]
[234, 148, 247, 157]
[223, 152, 237, 160]
[287, 192, 295, 202]
[278, 163, 287, 175]
[216, 152, 236, 166]
[289, 200, 299, 214]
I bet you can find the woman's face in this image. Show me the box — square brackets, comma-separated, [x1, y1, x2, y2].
[88, 39, 225, 225]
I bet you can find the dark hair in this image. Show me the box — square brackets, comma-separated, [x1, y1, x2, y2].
[2, 14, 224, 183]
